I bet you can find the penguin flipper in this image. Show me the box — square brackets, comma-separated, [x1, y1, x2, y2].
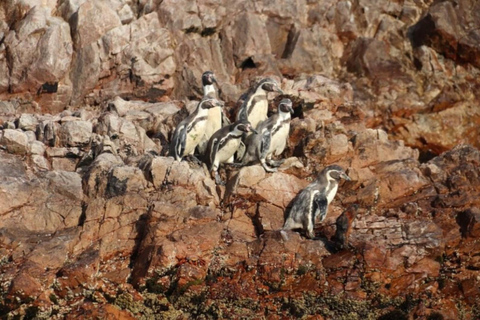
[259, 130, 276, 172]
[235, 141, 246, 162]
[170, 124, 186, 160]
[312, 193, 328, 223]
[178, 126, 187, 159]
[208, 138, 220, 170]
[221, 112, 231, 127]
[259, 130, 271, 160]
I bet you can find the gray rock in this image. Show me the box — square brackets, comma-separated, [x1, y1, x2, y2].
[51, 158, 77, 172]
[46, 171, 84, 201]
[3, 122, 16, 129]
[17, 114, 38, 131]
[83, 152, 124, 197]
[150, 156, 175, 188]
[106, 166, 148, 198]
[0, 101, 16, 115]
[24, 130, 36, 143]
[1, 129, 29, 155]
[46, 147, 82, 158]
[58, 120, 93, 147]
[29, 141, 46, 155]
[31, 155, 50, 171]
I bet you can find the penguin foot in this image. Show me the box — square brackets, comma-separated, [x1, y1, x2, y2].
[214, 172, 226, 186]
[225, 162, 243, 169]
[261, 163, 278, 173]
[306, 230, 316, 239]
[185, 155, 203, 165]
[267, 159, 285, 167]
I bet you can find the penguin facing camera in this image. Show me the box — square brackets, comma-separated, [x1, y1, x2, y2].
[197, 71, 231, 156]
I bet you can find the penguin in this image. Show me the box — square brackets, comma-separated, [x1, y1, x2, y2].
[170, 97, 224, 161]
[201, 71, 217, 98]
[332, 204, 359, 250]
[236, 78, 283, 130]
[283, 165, 351, 239]
[241, 98, 294, 172]
[205, 120, 257, 185]
[197, 71, 231, 156]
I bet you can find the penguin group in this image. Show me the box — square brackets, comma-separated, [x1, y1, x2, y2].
[169, 71, 356, 245]
[170, 71, 287, 184]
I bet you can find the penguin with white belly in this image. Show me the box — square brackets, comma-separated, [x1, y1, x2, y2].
[236, 78, 283, 130]
[283, 165, 351, 239]
[170, 97, 224, 161]
[205, 120, 257, 185]
[241, 98, 294, 172]
[197, 71, 231, 156]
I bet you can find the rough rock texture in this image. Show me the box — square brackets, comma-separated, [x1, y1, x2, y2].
[1, 0, 480, 319]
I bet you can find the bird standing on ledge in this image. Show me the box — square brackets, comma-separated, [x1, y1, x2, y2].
[241, 98, 294, 172]
[197, 71, 231, 156]
[205, 120, 257, 185]
[283, 165, 351, 239]
[236, 78, 283, 130]
[170, 97, 224, 161]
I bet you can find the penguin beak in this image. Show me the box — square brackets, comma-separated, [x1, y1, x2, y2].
[212, 75, 218, 84]
[250, 127, 258, 134]
[341, 172, 351, 181]
[276, 86, 284, 94]
[288, 105, 294, 114]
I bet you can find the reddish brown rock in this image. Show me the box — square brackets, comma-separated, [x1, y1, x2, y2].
[56, 249, 100, 295]
[66, 303, 136, 320]
[1, 0, 480, 318]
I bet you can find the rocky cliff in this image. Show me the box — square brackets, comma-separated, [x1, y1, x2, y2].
[1, 0, 480, 319]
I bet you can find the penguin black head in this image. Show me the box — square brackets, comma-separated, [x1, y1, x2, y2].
[202, 71, 217, 86]
[200, 98, 224, 109]
[321, 165, 351, 181]
[236, 121, 258, 134]
[278, 98, 294, 114]
[257, 78, 283, 94]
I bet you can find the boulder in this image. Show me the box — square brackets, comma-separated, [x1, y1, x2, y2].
[17, 114, 38, 131]
[70, 0, 122, 49]
[1, 129, 29, 155]
[58, 120, 93, 147]
[4, 6, 73, 94]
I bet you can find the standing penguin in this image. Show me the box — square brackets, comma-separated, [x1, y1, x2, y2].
[283, 165, 351, 239]
[197, 71, 231, 156]
[170, 97, 224, 161]
[205, 120, 257, 185]
[236, 78, 283, 130]
[332, 204, 359, 250]
[201, 71, 217, 98]
[241, 98, 293, 172]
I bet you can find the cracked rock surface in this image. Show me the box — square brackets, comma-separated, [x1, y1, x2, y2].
[1, 0, 480, 319]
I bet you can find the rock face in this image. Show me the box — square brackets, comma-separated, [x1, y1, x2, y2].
[1, 0, 480, 319]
